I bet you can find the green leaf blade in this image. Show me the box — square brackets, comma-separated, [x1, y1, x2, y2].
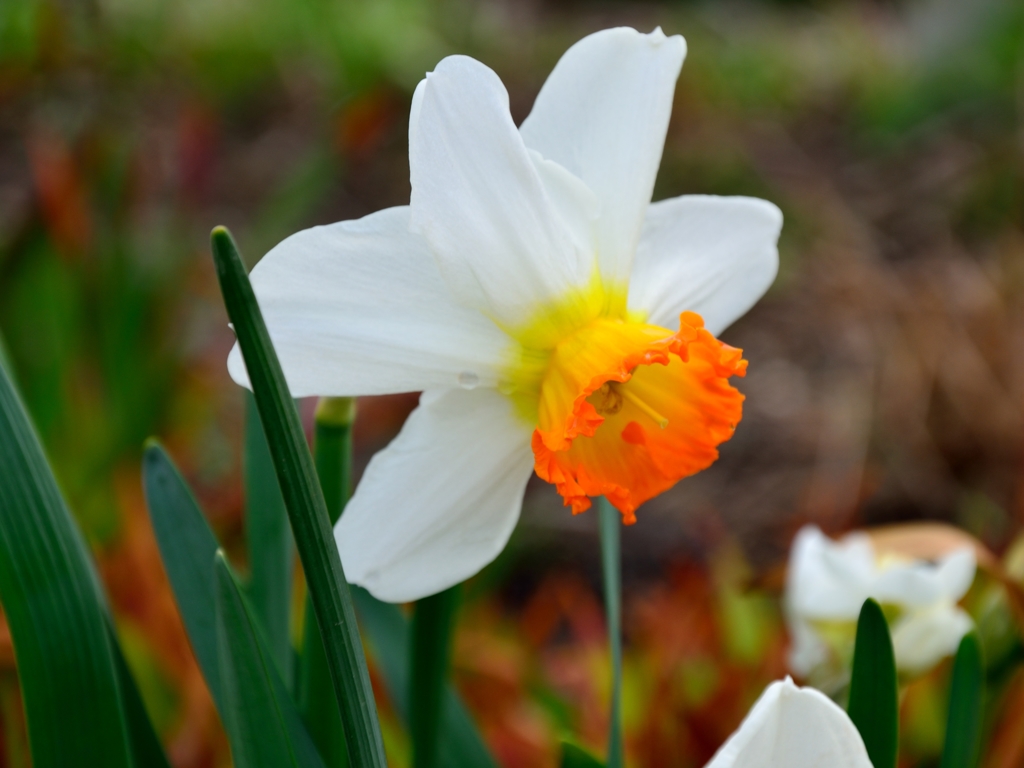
[142, 441, 224, 708]
[299, 398, 355, 768]
[244, 392, 294, 683]
[847, 598, 899, 768]
[0, 361, 133, 768]
[214, 552, 302, 768]
[940, 632, 983, 768]
[211, 226, 386, 768]
[142, 442, 324, 767]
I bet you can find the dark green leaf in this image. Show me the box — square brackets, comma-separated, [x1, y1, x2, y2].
[847, 598, 899, 768]
[107, 620, 173, 768]
[143, 441, 224, 708]
[214, 552, 325, 768]
[410, 585, 461, 768]
[211, 226, 386, 768]
[598, 498, 623, 768]
[0, 358, 133, 767]
[298, 617, 347, 768]
[299, 399, 355, 768]
[561, 742, 606, 768]
[352, 587, 497, 768]
[940, 632, 983, 768]
[244, 391, 294, 683]
[142, 441, 323, 766]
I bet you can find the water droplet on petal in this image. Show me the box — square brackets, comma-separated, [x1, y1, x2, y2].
[457, 371, 479, 390]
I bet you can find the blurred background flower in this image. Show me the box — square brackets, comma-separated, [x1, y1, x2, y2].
[785, 524, 975, 687]
[1, 0, 1024, 766]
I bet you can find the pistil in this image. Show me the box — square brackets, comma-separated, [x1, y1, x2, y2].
[621, 388, 669, 429]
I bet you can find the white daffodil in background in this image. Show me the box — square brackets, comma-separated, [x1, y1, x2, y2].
[229, 27, 783, 602]
[786, 525, 976, 681]
[704, 677, 872, 768]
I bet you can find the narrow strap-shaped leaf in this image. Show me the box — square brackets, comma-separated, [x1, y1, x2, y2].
[298, 612, 348, 768]
[940, 632, 983, 768]
[561, 742, 606, 768]
[106, 620, 173, 768]
[142, 442, 324, 766]
[847, 598, 899, 768]
[214, 551, 325, 768]
[0, 359, 133, 767]
[244, 391, 294, 683]
[410, 585, 462, 768]
[211, 227, 386, 767]
[143, 442, 224, 707]
[300, 398, 355, 767]
[598, 498, 623, 768]
[352, 587, 498, 768]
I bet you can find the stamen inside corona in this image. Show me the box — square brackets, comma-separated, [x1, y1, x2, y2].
[530, 311, 746, 524]
[619, 386, 669, 429]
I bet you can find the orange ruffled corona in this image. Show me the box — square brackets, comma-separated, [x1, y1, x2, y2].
[531, 311, 746, 523]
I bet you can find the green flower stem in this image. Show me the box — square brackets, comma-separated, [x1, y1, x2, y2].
[314, 397, 355, 520]
[410, 585, 462, 768]
[210, 228, 386, 768]
[300, 397, 356, 767]
[598, 497, 623, 768]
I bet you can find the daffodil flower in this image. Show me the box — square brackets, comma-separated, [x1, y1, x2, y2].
[704, 677, 872, 768]
[786, 525, 976, 679]
[228, 27, 783, 602]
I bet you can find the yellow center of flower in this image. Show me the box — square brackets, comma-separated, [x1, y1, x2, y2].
[499, 279, 747, 524]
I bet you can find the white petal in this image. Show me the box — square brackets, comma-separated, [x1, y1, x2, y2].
[409, 55, 593, 327]
[519, 27, 687, 285]
[705, 678, 872, 768]
[891, 605, 974, 676]
[528, 149, 600, 259]
[935, 548, 977, 602]
[786, 526, 877, 620]
[335, 387, 534, 603]
[872, 548, 977, 608]
[628, 195, 782, 335]
[226, 206, 510, 397]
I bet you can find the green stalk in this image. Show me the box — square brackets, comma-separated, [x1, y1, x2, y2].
[598, 497, 623, 768]
[210, 228, 386, 768]
[301, 397, 356, 767]
[410, 585, 462, 768]
[313, 397, 355, 522]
